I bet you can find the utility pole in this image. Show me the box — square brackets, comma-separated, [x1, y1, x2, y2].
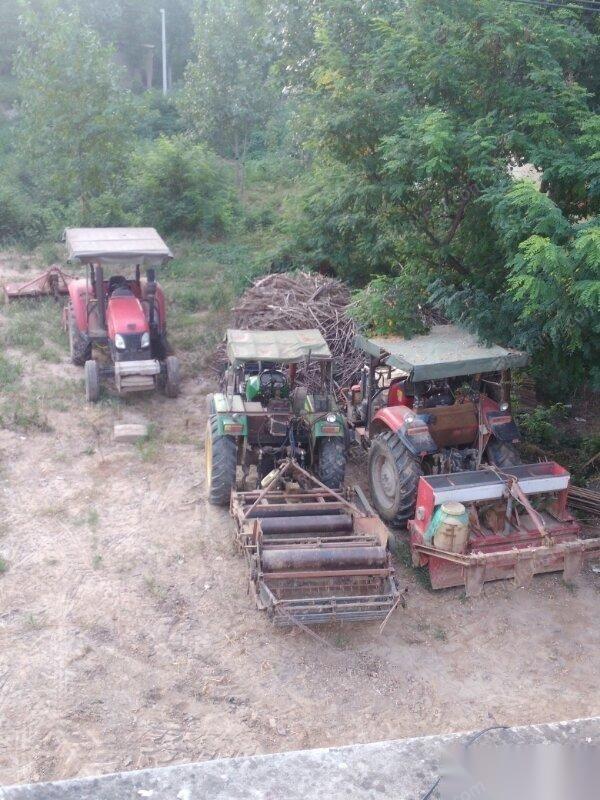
[160, 8, 167, 96]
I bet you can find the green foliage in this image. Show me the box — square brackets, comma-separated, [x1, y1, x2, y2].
[351, 274, 429, 337]
[129, 136, 237, 235]
[181, 0, 278, 187]
[15, 3, 134, 214]
[517, 404, 570, 447]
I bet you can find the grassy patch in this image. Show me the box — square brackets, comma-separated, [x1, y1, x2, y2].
[0, 397, 52, 432]
[390, 534, 431, 589]
[135, 423, 161, 462]
[0, 556, 8, 575]
[0, 354, 22, 390]
[2, 298, 66, 352]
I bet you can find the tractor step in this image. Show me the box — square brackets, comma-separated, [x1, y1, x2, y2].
[409, 463, 600, 596]
[114, 359, 161, 394]
[230, 459, 400, 626]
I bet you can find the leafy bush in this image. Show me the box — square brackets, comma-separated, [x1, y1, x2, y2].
[128, 136, 237, 236]
[351, 273, 430, 337]
[0, 182, 47, 246]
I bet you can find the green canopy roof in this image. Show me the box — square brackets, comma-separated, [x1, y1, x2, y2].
[226, 329, 331, 364]
[356, 325, 529, 381]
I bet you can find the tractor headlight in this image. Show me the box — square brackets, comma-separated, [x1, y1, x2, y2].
[405, 414, 415, 424]
[141, 332, 150, 349]
[326, 413, 337, 423]
[114, 334, 126, 351]
[499, 402, 509, 412]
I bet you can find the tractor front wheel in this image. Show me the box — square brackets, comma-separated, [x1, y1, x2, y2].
[368, 432, 422, 527]
[316, 437, 346, 489]
[164, 355, 181, 398]
[486, 441, 521, 469]
[84, 359, 100, 403]
[68, 305, 91, 366]
[206, 418, 237, 505]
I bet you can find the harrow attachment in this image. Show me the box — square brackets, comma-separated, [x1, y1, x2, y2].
[409, 462, 600, 596]
[230, 459, 399, 626]
[3, 266, 73, 302]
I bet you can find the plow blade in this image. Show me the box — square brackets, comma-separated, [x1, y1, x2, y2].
[3, 266, 73, 302]
[409, 463, 600, 596]
[231, 460, 399, 626]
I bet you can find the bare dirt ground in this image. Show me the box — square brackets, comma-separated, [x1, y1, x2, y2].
[1, 252, 600, 786]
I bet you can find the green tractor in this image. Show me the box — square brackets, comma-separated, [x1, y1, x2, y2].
[206, 329, 348, 505]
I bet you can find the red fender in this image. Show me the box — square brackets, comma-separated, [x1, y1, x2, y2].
[67, 277, 90, 335]
[370, 405, 414, 435]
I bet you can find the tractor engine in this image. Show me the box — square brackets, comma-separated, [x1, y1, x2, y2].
[106, 283, 152, 363]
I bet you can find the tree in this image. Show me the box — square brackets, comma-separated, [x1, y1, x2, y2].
[180, 0, 278, 194]
[15, 1, 134, 220]
[281, 0, 600, 390]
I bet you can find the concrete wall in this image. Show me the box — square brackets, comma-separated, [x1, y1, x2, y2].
[3, 717, 599, 800]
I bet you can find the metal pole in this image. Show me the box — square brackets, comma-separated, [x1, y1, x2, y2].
[160, 8, 167, 95]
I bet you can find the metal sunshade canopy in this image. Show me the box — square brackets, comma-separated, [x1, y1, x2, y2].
[227, 329, 332, 365]
[356, 324, 529, 382]
[64, 228, 173, 266]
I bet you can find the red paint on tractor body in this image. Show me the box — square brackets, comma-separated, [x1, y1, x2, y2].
[106, 295, 149, 338]
[370, 404, 413, 434]
[68, 277, 168, 339]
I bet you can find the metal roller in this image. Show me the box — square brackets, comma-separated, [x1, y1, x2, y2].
[259, 514, 353, 535]
[261, 545, 388, 573]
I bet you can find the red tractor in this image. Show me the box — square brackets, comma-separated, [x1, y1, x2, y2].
[64, 228, 180, 402]
[345, 325, 530, 526]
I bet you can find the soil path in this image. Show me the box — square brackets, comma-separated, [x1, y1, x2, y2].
[0, 255, 599, 785]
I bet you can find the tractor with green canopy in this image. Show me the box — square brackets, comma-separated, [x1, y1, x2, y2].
[206, 329, 348, 504]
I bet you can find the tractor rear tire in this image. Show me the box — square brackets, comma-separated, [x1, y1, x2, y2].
[368, 432, 422, 527]
[164, 355, 181, 398]
[316, 437, 346, 490]
[486, 441, 521, 469]
[84, 359, 100, 403]
[206, 418, 237, 506]
[68, 305, 91, 366]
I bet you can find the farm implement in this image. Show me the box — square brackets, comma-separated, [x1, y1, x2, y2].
[3, 266, 73, 302]
[229, 459, 399, 625]
[408, 462, 600, 596]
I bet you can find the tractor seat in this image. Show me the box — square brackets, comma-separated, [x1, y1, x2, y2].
[108, 275, 131, 296]
[267, 398, 291, 414]
[111, 286, 135, 298]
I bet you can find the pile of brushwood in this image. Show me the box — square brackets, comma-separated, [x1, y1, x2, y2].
[215, 271, 364, 390]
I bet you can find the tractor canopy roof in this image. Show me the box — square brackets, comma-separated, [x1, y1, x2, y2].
[226, 329, 332, 365]
[356, 324, 529, 381]
[64, 228, 173, 266]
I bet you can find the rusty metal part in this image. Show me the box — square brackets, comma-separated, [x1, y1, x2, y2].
[230, 460, 399, 626]
[409, 463, 600, 596]
[4, 266, 73, 302]
[569, 485, 600, 516]
[258, 514, 353, 535]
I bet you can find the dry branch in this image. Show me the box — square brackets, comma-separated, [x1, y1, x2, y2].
[214, 272, 364, 390]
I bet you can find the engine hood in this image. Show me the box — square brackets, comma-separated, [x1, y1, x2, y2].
[106, 295, 149, 338]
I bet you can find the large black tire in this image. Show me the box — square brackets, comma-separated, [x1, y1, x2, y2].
[486, 441, 521, 469]
[206, 418, 237, 506]
[368, 431, 422, 527]
[84, 359, 100, 403]
[316, 437, 346, 489]
[164, 355, 181, 398]
[68, 305, 91, 366]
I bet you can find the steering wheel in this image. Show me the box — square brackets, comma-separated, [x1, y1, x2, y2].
[259, 369, 287, 395]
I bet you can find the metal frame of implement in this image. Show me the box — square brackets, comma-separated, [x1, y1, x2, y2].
[230, 459, 399, 626]
[409, 462, 600, 596]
